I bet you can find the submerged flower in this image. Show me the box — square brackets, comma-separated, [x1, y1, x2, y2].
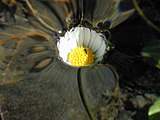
[0, 0, 134, 120]
[57, 27, 107, 66]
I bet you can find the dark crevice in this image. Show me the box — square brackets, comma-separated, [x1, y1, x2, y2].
[77, 68, 94, 120]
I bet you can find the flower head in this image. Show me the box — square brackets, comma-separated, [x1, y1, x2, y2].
[57, 27, 107, 67]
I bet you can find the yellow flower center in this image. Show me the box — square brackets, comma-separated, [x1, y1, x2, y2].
[68, 46, 94, 66]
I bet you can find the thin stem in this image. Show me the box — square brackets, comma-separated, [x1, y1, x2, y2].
[132, 0, 160, 33]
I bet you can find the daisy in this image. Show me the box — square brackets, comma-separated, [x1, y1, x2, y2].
[57, 26, 107, 67]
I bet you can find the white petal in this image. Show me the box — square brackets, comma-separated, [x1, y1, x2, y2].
[68, 32, 78, 50]
[88, 30, 97, 51]
[83, 28, 91, 47]
[58, 37, 69, 50]
[58, 43, 71, 60]
[95, 40, 106, 58]
[64, 31, 70, 40]
[58, 37, 71, 59]
[78, 27, 84, 46]
[73, 27, 81, 46]
[91, 34, 102, 52]
[59, 50, 68, 60]
[62, 29, 78, 51]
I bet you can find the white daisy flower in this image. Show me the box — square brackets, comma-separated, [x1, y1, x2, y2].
[57, 26, 108, 67]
